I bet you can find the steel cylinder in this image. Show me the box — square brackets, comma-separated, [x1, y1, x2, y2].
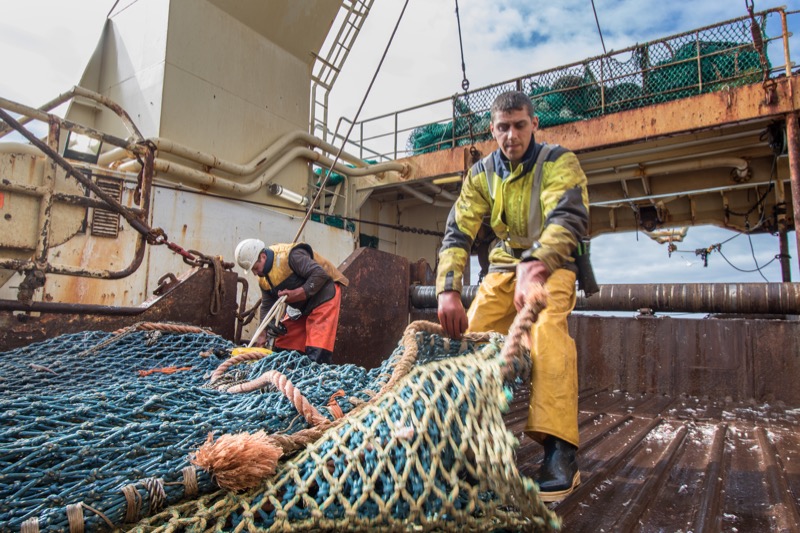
[410, 283, 800, 315]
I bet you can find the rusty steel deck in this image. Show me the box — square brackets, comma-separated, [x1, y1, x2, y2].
[505, 386, 800, 532]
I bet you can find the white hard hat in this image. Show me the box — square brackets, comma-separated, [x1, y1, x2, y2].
[234, 238, 265, 271]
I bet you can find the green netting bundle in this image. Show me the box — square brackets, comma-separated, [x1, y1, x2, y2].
[407, 122, 456, 154]
[408, 96, 493, 156]
[604, 83, 644, 113]
[527, 69, 601, 128]
[407, 24, 768, 155]
[645, 40, 765, 103]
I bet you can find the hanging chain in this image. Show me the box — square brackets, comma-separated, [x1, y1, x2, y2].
[454, 0, 477, 149]
[0, 108, 234, 271]
[454, 0, 470, 92]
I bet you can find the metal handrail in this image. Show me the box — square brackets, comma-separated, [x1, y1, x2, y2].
[347, 7, 795, 161]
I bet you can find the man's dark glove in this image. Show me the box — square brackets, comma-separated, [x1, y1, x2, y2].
[267, 322, 287, 338]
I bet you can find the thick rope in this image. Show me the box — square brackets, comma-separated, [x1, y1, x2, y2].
[247, 296, 287, 348]
[122, 484, 143, 523]
[326, 390, 346, 419]
[66, 502, 115, 532]
[209, 349, 272, 383]
[142, 478, 167, 515]
[199, 320, 455, 461]
[191, 314, 541, 493]
[499, 283, 548, 383]
[226, 370, 329, 427]
[138, 325, 561, 532]
[209, 255, 225, 316]
[182, 466, 198, 497]
[78, 502, 115, 530]
[163, 465, 200, 499]
[66, 503, 83, 533]
[78, 322, 211, 358]
[116, 322, 212, 334]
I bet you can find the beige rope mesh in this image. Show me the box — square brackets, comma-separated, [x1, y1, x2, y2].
[130, 327, 559, 531]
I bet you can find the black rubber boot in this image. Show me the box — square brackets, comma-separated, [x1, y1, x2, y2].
[305, 347, 332, 364]
[535, 436, 580, 502]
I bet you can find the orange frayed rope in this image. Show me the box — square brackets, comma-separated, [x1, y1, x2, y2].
[137, 366, 193, 377]
[326, 390, 346, 419]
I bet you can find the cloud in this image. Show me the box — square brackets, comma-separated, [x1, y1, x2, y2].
[325, 0, 799, 285]
[0, 2, 109, 106]
[592, 225, 798, 283]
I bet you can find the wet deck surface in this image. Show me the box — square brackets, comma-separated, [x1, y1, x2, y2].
[505, 387, 800, 532]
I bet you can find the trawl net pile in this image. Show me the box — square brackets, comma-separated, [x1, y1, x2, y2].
[0, 324, 558, 531]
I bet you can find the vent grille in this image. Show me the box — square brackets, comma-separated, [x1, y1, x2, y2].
[90, 176, 123, 238]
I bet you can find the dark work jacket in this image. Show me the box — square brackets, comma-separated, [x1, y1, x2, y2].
[258, 243, 348, 320]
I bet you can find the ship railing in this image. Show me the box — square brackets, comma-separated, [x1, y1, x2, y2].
[336, 6, 797, 162]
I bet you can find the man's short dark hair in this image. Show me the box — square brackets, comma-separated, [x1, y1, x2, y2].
[490, 90, 535, 121]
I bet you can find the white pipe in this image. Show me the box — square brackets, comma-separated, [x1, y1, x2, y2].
[97, 146, 131, 166]
[577, 129, 758, 167]
[0, 142, 44, 156]
[268, 184, 308, 207]
[130, 131, 368, 177]
[399, 185, 452, 208]
[590, 178, 784, 207]
[99, 131, 365, 173]
[587, 157, 750, 185]
[118, 147, 406, 195]
[420, 182, 458, 202]
[0, 86, 144, 142]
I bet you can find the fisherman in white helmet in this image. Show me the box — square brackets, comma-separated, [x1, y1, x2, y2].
[234, 238, 349, 363]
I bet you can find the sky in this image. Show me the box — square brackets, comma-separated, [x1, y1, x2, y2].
[0, 0, 799, 286]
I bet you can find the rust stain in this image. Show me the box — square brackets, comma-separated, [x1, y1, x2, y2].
[0, 268, 239, 349]
[376, 77, 800, 185]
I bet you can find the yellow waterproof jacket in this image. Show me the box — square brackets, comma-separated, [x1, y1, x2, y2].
[258, 243, 348, 319]
[436, 140, 589, 295]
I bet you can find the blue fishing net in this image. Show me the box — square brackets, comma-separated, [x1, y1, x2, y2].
[0, 328, 470, 531]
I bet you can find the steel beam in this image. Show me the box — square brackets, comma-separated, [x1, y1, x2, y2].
[787, 112, 800, 274]
[410, 283, 800, 315]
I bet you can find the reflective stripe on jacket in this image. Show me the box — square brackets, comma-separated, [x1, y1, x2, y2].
[436, 140, 589, 295]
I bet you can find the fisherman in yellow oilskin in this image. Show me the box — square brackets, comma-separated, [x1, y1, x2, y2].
[436, 90, 589, 502]
[234, 239, 349, 364]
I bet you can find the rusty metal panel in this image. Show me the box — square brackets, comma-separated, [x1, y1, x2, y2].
[541, 75, 800, 153]
[570, 314, 800, 405]
[357, 76, 800, 188]
[0, 267, 238, 350]
[336, 247, 409, 369]
[0, 153, 45, 250]
[0, 153, 86, 250]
